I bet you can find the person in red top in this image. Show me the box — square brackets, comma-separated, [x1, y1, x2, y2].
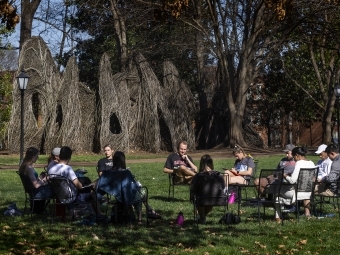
[163, 141, 197, 184]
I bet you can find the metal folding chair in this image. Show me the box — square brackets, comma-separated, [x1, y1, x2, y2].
[16, 171, 52, 217]
[190, 171, 228, 227]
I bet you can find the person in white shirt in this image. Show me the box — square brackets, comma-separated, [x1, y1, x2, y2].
[315, 144, 332, 182]
[274, 147, 316, 222]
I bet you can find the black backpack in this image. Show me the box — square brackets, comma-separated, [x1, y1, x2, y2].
[219, 213, 241, 225]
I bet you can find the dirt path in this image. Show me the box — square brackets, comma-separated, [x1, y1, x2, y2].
[0, 147, 291, 170]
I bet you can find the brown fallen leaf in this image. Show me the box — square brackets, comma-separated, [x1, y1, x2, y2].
[299, 239, 307, 245]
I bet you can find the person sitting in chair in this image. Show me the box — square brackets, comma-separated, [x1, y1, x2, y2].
[47, 147, 61, 171]
[316, 144, 340, 197]
[224, 145, 255, 186]
[190, 154, 226, 224]
[274, 146, 315, 222]
[19, 147, 53, 213]
[163, 141, 197, 184]
[49, 146, 93, 204]
[254, 144, 296, 196]
[314, 144, 333, 194]
[97, 144, 114, 176]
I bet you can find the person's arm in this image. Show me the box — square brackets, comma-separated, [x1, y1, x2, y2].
[325, 160, 340, 183]
[26, 166, 45, 188]
[163, 155, 174, 174]
[185, 155, 197, 172]
[97, 159, 104, 175]
[238, 167, 252, 176]
[72, 178, 83, 190]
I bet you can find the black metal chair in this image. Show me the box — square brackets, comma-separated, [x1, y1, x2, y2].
[168, 172, 190, 201]
[279, 167, 318, 224]
[96, 169, 150, 226]
[256, 168, 284, 224]
[314, 175, 340, 218]
[16, 171, 52, 217]
[226, 159, 259, 215]
[190, 171, 228, 227]
[47, 174, 94, 222]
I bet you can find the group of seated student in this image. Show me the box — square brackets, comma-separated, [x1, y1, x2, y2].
[20, 140, 340, 224]
[254, 143, 340, 223]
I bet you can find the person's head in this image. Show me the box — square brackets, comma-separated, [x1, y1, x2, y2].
[19, 147, 39, 173]
[113, 151, 126, 169]
[325, 144, 339, 161]
[199, 154, 214, 172]
[232, 145, 246, 160]
[49, 147, 61, 163]
[103, 144, 114, 159]
[177, 141, 188, 157]
[291, 147, 307, 161]
[283, 144, 295, 159]
[59, 146, 72, 161]
[315, 144, 328, 160]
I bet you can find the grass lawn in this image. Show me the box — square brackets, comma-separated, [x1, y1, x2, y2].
[1, 154, 339, 254]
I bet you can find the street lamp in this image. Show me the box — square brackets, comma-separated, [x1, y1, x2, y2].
[16, 69, 30, 165]
[334, 84, 340, 146]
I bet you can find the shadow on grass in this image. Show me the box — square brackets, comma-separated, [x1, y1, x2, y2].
[150, 195, 189, 202]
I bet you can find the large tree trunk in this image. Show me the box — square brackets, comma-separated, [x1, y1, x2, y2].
[20, 0, 41, 50]
[109, 0, 127, 72]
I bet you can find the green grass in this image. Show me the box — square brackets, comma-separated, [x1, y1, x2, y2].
[0, 154, 338, 254]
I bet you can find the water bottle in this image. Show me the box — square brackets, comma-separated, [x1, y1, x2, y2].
[228, 191, 236, 204]
[176, 211, 184, 226]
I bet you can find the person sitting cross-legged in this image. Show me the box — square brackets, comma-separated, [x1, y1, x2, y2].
[163, 141, 197, 184]
[254, 144, 296, 198]
[224, 145, 255, 186]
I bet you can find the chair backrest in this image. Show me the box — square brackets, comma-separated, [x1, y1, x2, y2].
[48, 174, 78, 204]
[96, 169, 138, 206]
[297, 167, 319, 193]
[258, 168, 284, 196]
[190, 171, 227, 206]
[16, 171, 36, 197]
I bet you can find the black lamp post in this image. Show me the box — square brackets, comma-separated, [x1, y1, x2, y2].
[334, 84, 340, 146]
[16, 69, 30, 165]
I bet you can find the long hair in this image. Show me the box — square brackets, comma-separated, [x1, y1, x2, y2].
[112, 151, 126, 169]
[19, 147, 39, 174]
[199, 154, 214, 172]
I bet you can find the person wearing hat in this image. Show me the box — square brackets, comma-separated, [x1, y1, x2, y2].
[279, 144, 296, 175]
[315, 144, 332, 182]
[47, 147, 61, 171]
[254, 144, 296, 197]
[317, 144, 340, 196]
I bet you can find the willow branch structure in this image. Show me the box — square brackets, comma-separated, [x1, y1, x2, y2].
[8, 37, 196, 153]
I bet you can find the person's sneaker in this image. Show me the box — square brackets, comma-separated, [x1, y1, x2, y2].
[282, 205, 296, 213]
[319, 189, 337, 197]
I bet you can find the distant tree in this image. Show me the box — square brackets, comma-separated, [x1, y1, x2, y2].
[0, 49, 18, 70]
[0, 0, 20, 30]
[0, 70, 12, 149]
[20, 0, 41, 49]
